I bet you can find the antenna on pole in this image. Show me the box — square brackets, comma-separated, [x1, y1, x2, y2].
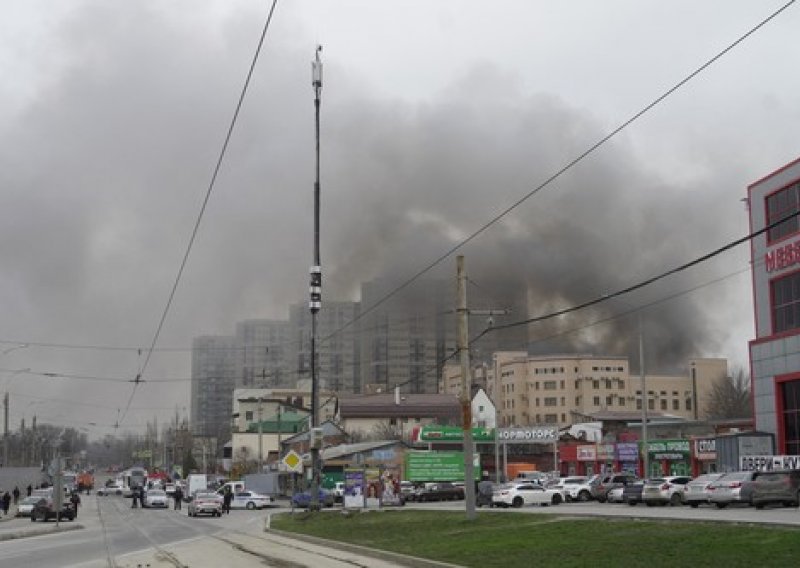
[309, 44, 323, 511]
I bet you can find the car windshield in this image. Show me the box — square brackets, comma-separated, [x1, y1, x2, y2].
[21, 497, 40, 505]
[148, 490, 166, 496]
[195, 492, 217, 499]
[722, 472, 752, 481]
[691, 474, 721, 484]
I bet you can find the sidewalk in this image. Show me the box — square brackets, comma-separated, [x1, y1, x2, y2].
[0, 501, 84, 541]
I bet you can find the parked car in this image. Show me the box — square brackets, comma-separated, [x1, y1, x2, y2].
[751, 469, 800, 509]
[187, 491, 223, 517]
[144, 489, 168, 508]
[229, 491, 273, 510]
[708, 471, 759, 508]
[592, 473, 640, 503]
[683, 473, 724, 508]
[492, 482, 564, 508]
[399, 481, 416, 498]
[549, 476, 589, 502]
[606, 486, 626, 503]
[291, 489, 335, 509]
[642, 476, 692, 506]
[16, 496, 41, 517]
[412, 482, 464, 502]
[30, 498, 75, 522]
[623, 480, 645, 505]
[566, 474, 600, 502]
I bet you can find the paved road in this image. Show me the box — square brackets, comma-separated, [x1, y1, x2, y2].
[0, 493, 422, 568]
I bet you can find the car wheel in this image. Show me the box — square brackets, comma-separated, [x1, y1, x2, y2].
[689, 503, 699, 508]
[597, 496, 607, 503]
[246, 502, 256, 510]
[755, 503, 765, 510]
[552, 494, 562, 505]
[30, 513, 37, 523]
[627, 500, 637, 507]
[670, 493, 682, 506]
[512, 497, 524, 508]
[716, 503, 728, 509]
[578, 490, 591, 502]
[645, 502, 655, 507]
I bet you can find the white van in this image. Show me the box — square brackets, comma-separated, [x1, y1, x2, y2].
[186, 474, 209, 499]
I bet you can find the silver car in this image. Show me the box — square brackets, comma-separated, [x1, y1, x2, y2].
[683, 473, 723, 508]
[708, 471, 758, 508]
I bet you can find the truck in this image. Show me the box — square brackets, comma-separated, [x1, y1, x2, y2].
[186, 474, 210, 499]
[242, 473, 280, 496]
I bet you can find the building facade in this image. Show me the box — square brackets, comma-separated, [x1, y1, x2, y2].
[443, 352, 726, 429]
[749, 156, 800, 454]
[190, 335, 238, 439]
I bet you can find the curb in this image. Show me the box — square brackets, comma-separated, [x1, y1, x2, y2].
[265, 526, 462, 568]
[0, 522, 84, 542]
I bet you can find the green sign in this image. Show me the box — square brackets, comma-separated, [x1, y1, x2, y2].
[418, 425, 494, 442]
[405, 451, 481, 482]
[644, 439, 691, 461]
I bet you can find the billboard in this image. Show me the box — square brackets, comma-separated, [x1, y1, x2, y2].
[405, 451, 480, 482]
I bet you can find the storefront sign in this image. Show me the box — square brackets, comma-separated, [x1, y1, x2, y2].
[419, 425, 495, 442]
[647, 440, 690, 461]
[616, 443, 639, 462]
[497, 426, 558, 443]
[577, 445, 596, 461]
[740, 455, 800, 471]
[596, 444, 615, 461]
[765, 239, 800, 273]
[693, 438, 716, 461]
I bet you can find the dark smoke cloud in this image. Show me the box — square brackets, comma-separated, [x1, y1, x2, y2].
[0, 2, 754, 434]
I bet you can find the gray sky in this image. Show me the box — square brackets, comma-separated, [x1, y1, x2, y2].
[1, 0, 797, 438]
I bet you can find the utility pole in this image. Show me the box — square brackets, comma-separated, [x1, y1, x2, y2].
[638, 312, 648, 478]
[257, 396, 263, 473]
[457, 256, 476, 520]
[308, 45, 323, 511]
[2, 392, 8, 467]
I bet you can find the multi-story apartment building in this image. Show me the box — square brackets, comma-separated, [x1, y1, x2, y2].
[288, 301, 360, 393]
[236, 319, 290, 388]
[190, 335, 238, 439]
[442, 352, 726, 429]
[359, 278, 455, 394]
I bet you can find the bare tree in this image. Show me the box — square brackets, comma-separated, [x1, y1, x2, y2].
[369, 420, 403, 441]
[705, 367, 752, 419]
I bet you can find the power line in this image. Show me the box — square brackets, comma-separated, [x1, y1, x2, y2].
[119, 0, 281, 426]
[472, 206, 797, 343]
[315, 1, 794, 350]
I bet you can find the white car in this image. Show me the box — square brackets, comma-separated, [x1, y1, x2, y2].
[606, 486, 626, 503]
[144, 489, 168, 508]
[549, 476, 590, 502]
[492, 482, 564, 508]
[641, 476, 692, 506]
[230, 491, 272, 510]
[16, 496, 41, 517]
[683, 473, 724, 508]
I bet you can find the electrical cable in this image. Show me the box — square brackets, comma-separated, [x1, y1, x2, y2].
[118, 0, 280, 426]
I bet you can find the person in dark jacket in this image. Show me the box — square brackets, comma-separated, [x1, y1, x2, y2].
[1, 491, 10, 516]
[26, 484, 32, 497]
[13, 486, 20, 504]
[223, 486, 233, 514]
[70, 492, 81, 518]
[173, 485, 183, 510]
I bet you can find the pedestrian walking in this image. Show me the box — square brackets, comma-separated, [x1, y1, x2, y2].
[26, 484, 32, 497]
[12, 486, 20, 505]
[131, 485, 139, 508]
[2, 491, 10, 516]
[173, 485, 183, 510]
[223, 486, 233, 515]
[70, 492, 81, 518]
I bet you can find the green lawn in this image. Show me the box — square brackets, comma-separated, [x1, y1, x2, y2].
[271, 510, 800, 567]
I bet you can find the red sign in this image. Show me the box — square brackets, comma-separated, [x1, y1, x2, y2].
[765, 239, 800, 273]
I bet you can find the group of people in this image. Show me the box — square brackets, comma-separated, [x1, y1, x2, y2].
[1, 486, 23, 516]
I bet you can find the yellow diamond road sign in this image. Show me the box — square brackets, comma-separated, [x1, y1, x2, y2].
[283, 450, 303, 472]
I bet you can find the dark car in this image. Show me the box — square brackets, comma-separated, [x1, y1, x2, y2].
[751, 469, 800, 509]
[592, 473, 640, 503]
[30, 498, 75, 522]
[291, 489, 335, 509]
[476, 481, 496, 508]
[412, 482, 464, 502]
[623, 480, 645, 506]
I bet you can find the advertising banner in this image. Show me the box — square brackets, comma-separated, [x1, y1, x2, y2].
[596, 444, 615, 461]
[577, 445, 596, 461]
[693, 437, 716, 461]
[740, 455, 800, 472]
[381, 465, 403, 506]
[344, 468, 365, 509]
[647, 439, 690, 461]
[365, 467, 381, 508]
[405, 451, 481, 482]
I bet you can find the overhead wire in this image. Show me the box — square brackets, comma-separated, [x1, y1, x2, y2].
[314, 1, 794, 351]
[118, 0, 281, 426]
